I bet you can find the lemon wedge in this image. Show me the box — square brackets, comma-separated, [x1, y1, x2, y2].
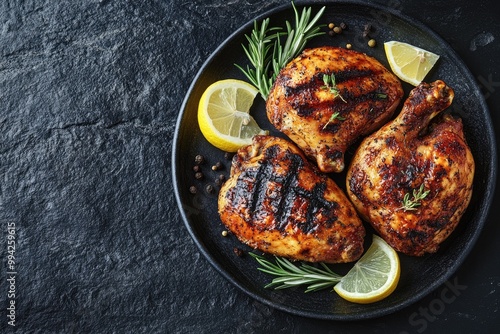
[334, 235, 400, 304]
[384, 41, 440, 86]
[197, 79, 267, 152]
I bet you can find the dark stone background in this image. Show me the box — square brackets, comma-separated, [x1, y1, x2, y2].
[1, 0, 498, 333]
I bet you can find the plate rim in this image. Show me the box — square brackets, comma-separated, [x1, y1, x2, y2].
[172, 0, 498, 320]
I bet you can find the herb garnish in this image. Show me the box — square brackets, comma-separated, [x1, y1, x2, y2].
[236, 2, 325, 99]
[400, 184, 430, 211]
[322, 111, 345, 130]
[249, 252, 342, 292]
[320, 73, 347, 129]
[321, 73, 347, 103]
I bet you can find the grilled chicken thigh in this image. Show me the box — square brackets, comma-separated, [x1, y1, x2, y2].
[266, 46, 404, 173]
[218, 135, 365, 263]
[347, 80, 475, 256]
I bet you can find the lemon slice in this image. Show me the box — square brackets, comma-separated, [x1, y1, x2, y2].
[384, 41, 440, 86]
[334, 235, 400, 304]
[197, 79, 267, 152]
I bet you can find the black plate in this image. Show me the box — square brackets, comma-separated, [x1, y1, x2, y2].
[172, 0, 497, 320]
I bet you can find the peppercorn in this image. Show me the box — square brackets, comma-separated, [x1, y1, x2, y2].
[233, 247, 244, 257]
[333, 26, 342, 34]
[224, 152, 233, 160]
[363, 23, 373, 39]
[205, 184, 214, 194]
[211, 161, 223, 171]
[189, 186, 197, 194]
[194, 154, 205, 165]
[368, 39, 376, 47]
[328, 22, 335, 29]
[328, 30, 335, 37]
[222, 230, 228, 237]
[215, 174, 226, 186]
[193, 165, 201, 172]
[346, 43, 352, 49]
[195, 172, 204, 180]
[339, 22, 347, 30]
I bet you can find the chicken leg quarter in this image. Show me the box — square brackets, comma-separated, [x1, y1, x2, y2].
[347, 80, 475, 256]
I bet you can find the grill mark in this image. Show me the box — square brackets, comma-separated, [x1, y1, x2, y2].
[247, 145, 281, 218]
[333, 69, 375, 83]
[248, 163, 269, 217]
[285, 70, 377, 99]
[295, 182, 339, 233]
[274, 153, 302, 230]
[239, 143, 339, 235]
[283, 71, 396, 120]
[295, 105, 317, 117]
[284, 77, 320, 117]
[326, 150, 343, 161]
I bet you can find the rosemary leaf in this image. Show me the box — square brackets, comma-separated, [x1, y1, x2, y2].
[236, 2, 325, 99]
[305, 281, 338, 293]
[250, 253, 343, 292]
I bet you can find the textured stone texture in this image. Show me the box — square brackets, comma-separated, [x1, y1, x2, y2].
[1, 0, 499, 333]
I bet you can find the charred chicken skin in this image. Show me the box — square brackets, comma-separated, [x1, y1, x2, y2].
[347, 80, 475, 256]
[266, 46, 404, 173]
[218, 135, 365, 263]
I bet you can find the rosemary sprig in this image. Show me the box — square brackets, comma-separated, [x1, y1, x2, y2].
[400, 184, 430, 211]
[236, 2, 325, 99]
[235, 18, 280, 101]
[249, 252, 343, 293]
[271, 3, 326, 80]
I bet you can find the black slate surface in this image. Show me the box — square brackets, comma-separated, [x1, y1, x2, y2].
[1, 0, 499, 333]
